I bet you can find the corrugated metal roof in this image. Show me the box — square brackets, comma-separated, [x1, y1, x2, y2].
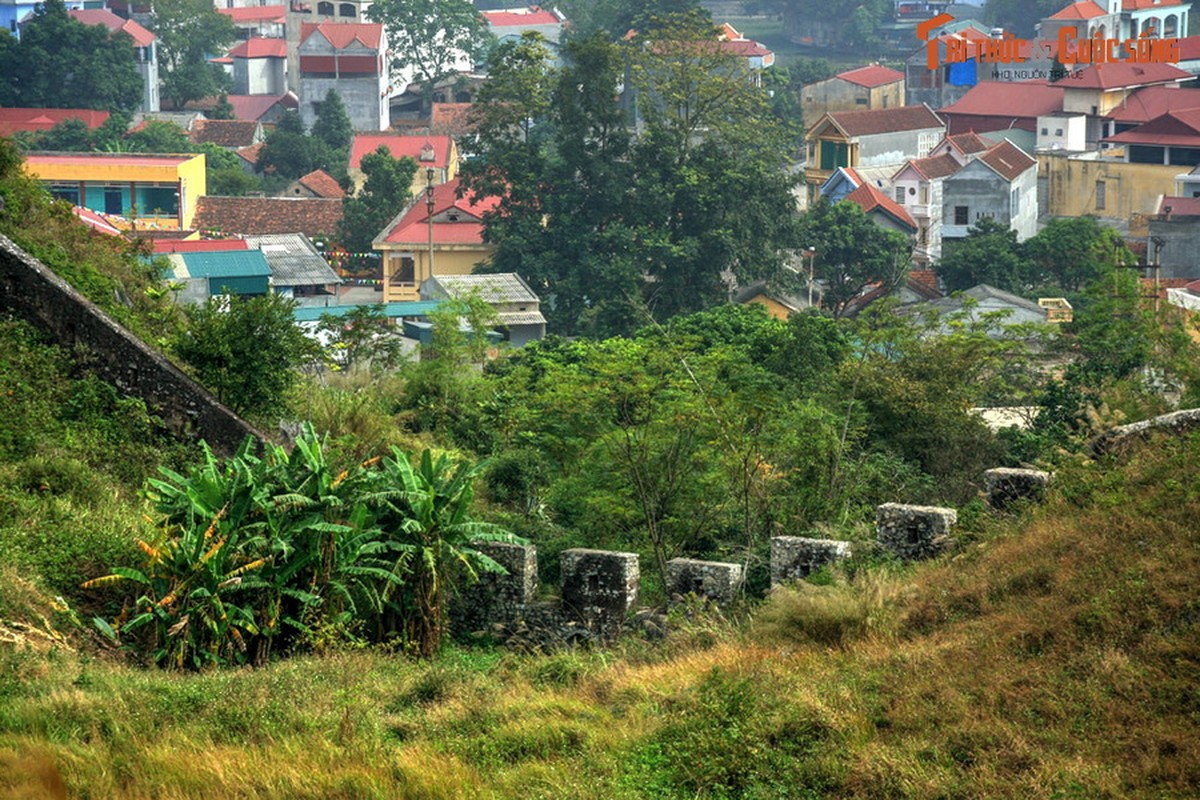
[292, 301, 442, 322]
[429, 273, 539, 303]
[496, 311, 547, 325]
[244, 233, 341, 287]
[179, 250, 271, 279]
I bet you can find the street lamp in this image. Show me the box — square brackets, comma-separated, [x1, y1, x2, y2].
[425, 166, 436, 279]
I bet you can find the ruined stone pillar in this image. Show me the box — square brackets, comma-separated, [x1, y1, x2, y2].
[664, 558, 744, 606]
[560, 549, 639, 638]
[983, 468, 1051, 510]
[450, 542, 537, 633]
[769, 536, 853, 587]
[875, 503, 957, 560]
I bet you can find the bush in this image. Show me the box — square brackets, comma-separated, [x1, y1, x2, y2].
[755, 572, 903, 647]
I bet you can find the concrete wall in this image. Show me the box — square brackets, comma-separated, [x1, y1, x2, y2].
[0, 235, 262, 456]
[942, 161, 1037, 242]
[1038, 151, 1177, 221]
[1148, 216, 1200, 280]
[859, 127, 941, 167]
[234, 57, 286, 96]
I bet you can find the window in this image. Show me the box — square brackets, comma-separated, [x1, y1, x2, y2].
[1096, 180, 1106, 210]
[1041, 127, 1048, 135]
[954, 205, 968, 225]
[895, 187, 905, 203]
[919, 185, 928, 204]
[393, 254, 415, 284]
[317, 1, 333, 14]
[339, 2, 355, 15]
[855, 97, 868, 105]
[1056, 128, 1064, 136]
[919, 224, 928, 245]
[1011, 186, 1020, 215]
[104, 188, 124, 215]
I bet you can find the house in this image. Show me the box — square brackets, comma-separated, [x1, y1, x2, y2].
[733, 281, 814, 319]
[1, 0, 85, 38]
[1101, 108, 1200, 166]
[235, 143, 264, 174]
[216, 5, 286, 40]
[903, 22, 995, 111]
[802, 64, 906, 120]
[422, 273, 546, 346]
[68, 8, 159, 113]
[163, 249, 273, 303]
[245, 233, 342, 301]
[942, 139, 1038, 244]
[1145, 197, 1200, 279]
[804, 104, 945, 204]
[712, 23, 776, 87]
[844, 182, 919, 237]
[284, 169, 346, 198]
[348, 134, 458, 195]
[24, 152, 206, 231]
[937, 82, 1066, 137]
[284, 0, 373, 97]
[842, 269, 943, 317]
[918, 283, 1050, 332]
[1038, 148, 1180, 218]
[1060, 62, 1192, 147]
[1103, 86, 1200, 140]
[482, 6, 567, 49]
[297, 21, 389, 132]
[229, 37, 288, 95]
[891, 151, 963, 263]
[0, 108, 110, 137]
[189, 119, 264, 150]
[430, 102, 475, 139]
[372, 178, 498, 303]
[1040, 0, 1190, 44]
[193, 196, 344, 238]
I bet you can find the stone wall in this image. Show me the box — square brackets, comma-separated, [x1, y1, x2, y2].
[560, 548, 639, 638]
[0, 235, 261, 455]
[876, 503, 957, 560]
[451, 542, 537, 633]
[983, 468, 1051, 510]
[769, 537, 853, 587]
[664, 558, 743, 606]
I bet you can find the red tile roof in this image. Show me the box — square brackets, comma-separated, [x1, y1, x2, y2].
[217, 5, 285, 23]
[939, 81, 1064, 117]
[1106, 86, 1200, 124]
[236, 142, 264, 168]
[297, 169, 346, 198]
[826, 104, 943, 137]
[903, 152, 963, 180]
[151, 238, 250, 254]
[227, 93, 298, 121]
[194, 197, 344, 238]
[229, 37, 288, 59]
[481, 7, 561, 26]
[1177, 35, 1200, 61]
[350, 134, 453, 169]
[715, 39, 773, 58]
[189, 119, 260, 148]
[380, 178, 499, 245]
[1103, 109, 1200, 146]
[837, 64, 905, 88]
[1158, 196, 1200, 215]
[909, 269, 939, 294]
[431, 102, 474, 136]
[976, 139, 1036, 181]
[1067, 62, 1190, 91]
[300, 21, 383, 50]
[69, 8, 155, 46]
[1047, 1, 1107, 20]
[0, 108, 110, 136]
[844, 183, 917, 230]
[943, 131, 992, 155]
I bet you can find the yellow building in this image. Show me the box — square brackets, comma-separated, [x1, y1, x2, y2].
[23, 152, 206, 231]
[347, 134, 458, 196]
[372, 178, 496, 302]
[1038, 149, 1178, 220]
[801, 64, 905, 121]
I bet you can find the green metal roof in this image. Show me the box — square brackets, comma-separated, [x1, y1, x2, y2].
[292, 301, 444, 322]
[179, 250, 271, 279]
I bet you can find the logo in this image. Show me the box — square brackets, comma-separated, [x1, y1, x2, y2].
[917, 14, 1180, 72]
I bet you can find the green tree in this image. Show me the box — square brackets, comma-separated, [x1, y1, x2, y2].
[126, 120, 191, 153]
[317, 304, 409, 373]
[0, 0, 143, 113]
[936, 216, 1027, 293]
[1026, 216, 1128, 292]
[172, 293, 316, 418]
[366, 0, 493, 111]
[311, 89, 353, 153]
[16, 118, 96, 152]
[256, 110, 338, 181]
[209, 94, 236, 120]
[797, 198, 911, 316]
[151, 0, 237, 109]
[338, 145, 417, 253]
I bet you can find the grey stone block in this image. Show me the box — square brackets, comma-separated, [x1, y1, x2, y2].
[770, 536, 852, 586]
[560, 548, 639, 638]
[983, 467, 1051, 510]
[451, 541, 537, 632]
[876, 503, 957, 560]
[665, 558, 743, 606]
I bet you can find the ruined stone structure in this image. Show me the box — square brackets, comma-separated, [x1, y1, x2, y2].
[560, 549, 639, 638]
[769, 537, 853, 587]
[876, 503, 957, 560]
[1090, 408, 1200, 457]
[984, 468, 1052, 510]
[451, 542, 537, 633]
[664, 558, 743, 606]
[0, 235, 261, 455]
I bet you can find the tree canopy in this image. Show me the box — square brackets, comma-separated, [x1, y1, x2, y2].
[150, 0, 237, 109]
[338, 145, 417, 253]
[0, 0, 143, 114]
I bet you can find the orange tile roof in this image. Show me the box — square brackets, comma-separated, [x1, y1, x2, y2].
[1107, 86, 1200, 123]
[902, 152, 963, 180]
[350, 134, 453, 169]
[190, 119, 260, 148]
[1103, 108, 1200, 146]
[229, 37, 288, 59]
[300, 21, 383, 50]
[837, 64, 905, 88]
[297, 169, 346, 198]
[844, 183, 917, 230]
[69, 8, 155, 46]
[380, 179, 499, 245]
[236, 142, 264, 168]
[1047, 1, 1107, 20]
[939, 81, 1064, 117]
[826, 105, 943, 137]
[977, 139, 1036, 181]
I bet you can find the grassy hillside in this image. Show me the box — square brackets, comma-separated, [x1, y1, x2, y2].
[1, 428, 1197, 798]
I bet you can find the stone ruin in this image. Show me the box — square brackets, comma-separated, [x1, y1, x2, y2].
[664, 558, 743, 606]
[451, 542, 538, 634]
[876, 503, 958, 561]
[983, 467, 1052, 510]
[769, 537, 853, 587]
[560, 548, 640, 638]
